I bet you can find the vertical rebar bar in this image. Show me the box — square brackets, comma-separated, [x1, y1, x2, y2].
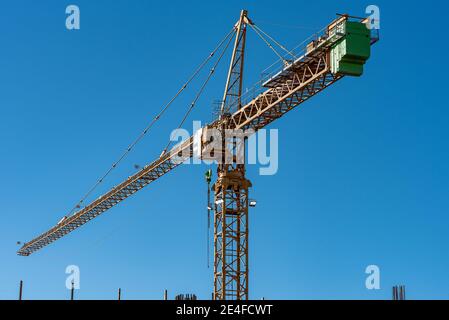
[393, 285, 406, 300]
[71, 280, 74, 300]
[19, 280, 23, 301]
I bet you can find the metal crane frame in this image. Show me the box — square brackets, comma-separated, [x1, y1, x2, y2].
[18, 11, 379, 301]
[214, 10, 250, 300]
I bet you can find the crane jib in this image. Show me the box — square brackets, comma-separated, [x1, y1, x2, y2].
[17, 15, 378, 256]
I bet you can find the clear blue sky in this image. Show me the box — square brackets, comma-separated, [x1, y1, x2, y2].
[1, 0, 448, 300]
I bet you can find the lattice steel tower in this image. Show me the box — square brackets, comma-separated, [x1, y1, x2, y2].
[213, 10, 252, 300]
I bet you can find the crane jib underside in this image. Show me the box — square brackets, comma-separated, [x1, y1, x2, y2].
[18, 15, 378, 257]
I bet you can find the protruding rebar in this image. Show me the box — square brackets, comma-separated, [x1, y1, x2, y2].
[393, 285, 406, 300]
[70, 280, 75, 300]
[19, 280, 23, 300]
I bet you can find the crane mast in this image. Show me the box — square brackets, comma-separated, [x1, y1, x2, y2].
[17, 11, 378, 301]
[214, 10, 251, 300]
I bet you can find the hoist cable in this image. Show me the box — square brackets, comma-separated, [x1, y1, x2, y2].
[67, 28, 235, 216]
[162, 28, 235, 154]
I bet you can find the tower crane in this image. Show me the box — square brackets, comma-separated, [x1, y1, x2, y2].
[18, 10, 379, 300]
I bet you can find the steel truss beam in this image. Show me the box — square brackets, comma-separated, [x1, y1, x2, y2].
[230, 53, 341, 132]
[213, 170, 251, 300]
[17, 52, 339, 257]
[17, 51, 339, 258]
[18, 15, 377, 259]
[17, 138, 194, 256]
[214, 9, 249, 300]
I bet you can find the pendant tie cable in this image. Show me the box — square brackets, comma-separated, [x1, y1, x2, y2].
[66, 28, 235, 216]
[162, 28, 235, 154]
[259, 23, 325, 79]
[252, 24, 297, 60]
[248, 23, 296, 66]
[221, 22, 298, 116]
[252, 21, 319, 30]
[156, 31, 235, 270]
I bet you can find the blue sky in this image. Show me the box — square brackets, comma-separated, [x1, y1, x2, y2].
[1, 0, 449, 300]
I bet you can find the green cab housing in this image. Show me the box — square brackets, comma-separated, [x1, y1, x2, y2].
[330, 21, 371, 76]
